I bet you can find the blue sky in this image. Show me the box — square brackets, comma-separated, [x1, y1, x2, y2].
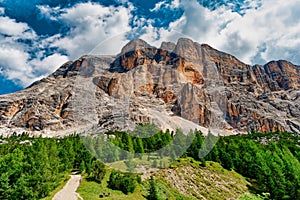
[0, 0, 299, 94]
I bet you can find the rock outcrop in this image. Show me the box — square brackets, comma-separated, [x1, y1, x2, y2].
[0, 38, 299, 136]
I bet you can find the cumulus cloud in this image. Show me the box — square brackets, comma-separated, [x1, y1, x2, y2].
[0, 13, 39, 86]
[0, 2, 134, 87]
[1, 0, 300, 90]
[0, 43, 67, 86]
[146, 0, 253, 62]
[217, 0, 300, 64]
[0, 45, 68, 86]
[45, 2, 132, 59]
[142, 0, 300, 65]
[150, 0, 180, 12]
[0, 11, 68, 86]
[30, 53, 69, 75]
[37, 5, 61, 21]
[0, 16, 31, 36]
[0, 1, 135, 87]
[0, 46, 34, 85]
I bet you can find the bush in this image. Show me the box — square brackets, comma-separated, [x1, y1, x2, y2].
[107, 170, 139, 194]
[90, 160, 106, 183]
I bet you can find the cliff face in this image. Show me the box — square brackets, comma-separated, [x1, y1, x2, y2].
[204, 44, 300, 133]
[0, 38, 299, 136]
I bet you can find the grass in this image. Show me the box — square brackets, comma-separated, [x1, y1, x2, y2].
[154, 178, 197, 200]
[155, 158, 250, 200]
[77, 168, 146, 200]
[77, 157, 251, 200]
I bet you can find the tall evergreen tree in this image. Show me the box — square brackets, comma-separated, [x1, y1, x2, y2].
[147, 176, 159, 200]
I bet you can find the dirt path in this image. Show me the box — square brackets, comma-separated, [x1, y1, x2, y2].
[52, 175, 83, 200]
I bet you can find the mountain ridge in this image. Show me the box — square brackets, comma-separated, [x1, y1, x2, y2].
[0, 38, 299, 136]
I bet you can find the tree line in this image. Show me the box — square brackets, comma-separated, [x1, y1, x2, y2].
[0, 133, 103, 199]
[186, 131, 300, 200]
[93, 127, 300, 200]
[0, 128, 299, 199]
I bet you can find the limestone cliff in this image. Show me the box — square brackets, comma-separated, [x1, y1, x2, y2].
[0, 38, 299, 136]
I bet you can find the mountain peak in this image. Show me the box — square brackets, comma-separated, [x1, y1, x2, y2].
[160, 41, 176, 52]
[177, 37, 194, 45]
[121, 38, 152, 54]
[0, 38, 299, 136]
[174, 38, 196, 55]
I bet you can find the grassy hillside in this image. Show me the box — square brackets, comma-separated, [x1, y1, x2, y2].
[77, 158, 250, 200]
[0, 130, 298, 199]
[153, 158, 249, 200]
[77, 173, 146, 200]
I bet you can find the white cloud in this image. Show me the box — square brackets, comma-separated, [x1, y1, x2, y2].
[0, 46, 31, 73]
[0, 2, 134, 87]
[218, 0, 300, 64]
[0, 13, 67, 86]
[150, 0, 180, 12]
[150, 1, 165, 12]
[144, 0, 300, 65]
[0, 16, 31, 36]
[1, 0, 300, 90]
[37, 5, 61, 21]
[0, 46, 34, 85]
[0, 42, 67, 86]
[48, 2, 132, 59]
[30, 53, 69, 75]
[0, 7, 4, 15]
[156, 0, 255, 63]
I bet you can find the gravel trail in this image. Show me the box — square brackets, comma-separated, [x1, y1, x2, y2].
[52, 175, 83, 200]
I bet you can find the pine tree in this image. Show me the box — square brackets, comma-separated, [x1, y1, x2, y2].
[147, 176, 159, 200]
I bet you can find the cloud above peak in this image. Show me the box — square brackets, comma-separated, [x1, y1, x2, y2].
[43, 2, 133, 59]
[145, 0, 300, 65]
[0, 2, 133, 87]
[0, 0, 299, 92]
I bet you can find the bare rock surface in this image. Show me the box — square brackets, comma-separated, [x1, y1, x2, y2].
[0, 38, 299, 136]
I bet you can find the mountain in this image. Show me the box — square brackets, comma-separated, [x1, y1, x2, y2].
[0, 38, 299, 136]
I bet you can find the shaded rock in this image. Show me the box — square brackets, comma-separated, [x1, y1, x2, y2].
[0, 38, 299, 136]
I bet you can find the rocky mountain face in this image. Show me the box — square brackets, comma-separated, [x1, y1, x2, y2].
[0, 38, 299, 136]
